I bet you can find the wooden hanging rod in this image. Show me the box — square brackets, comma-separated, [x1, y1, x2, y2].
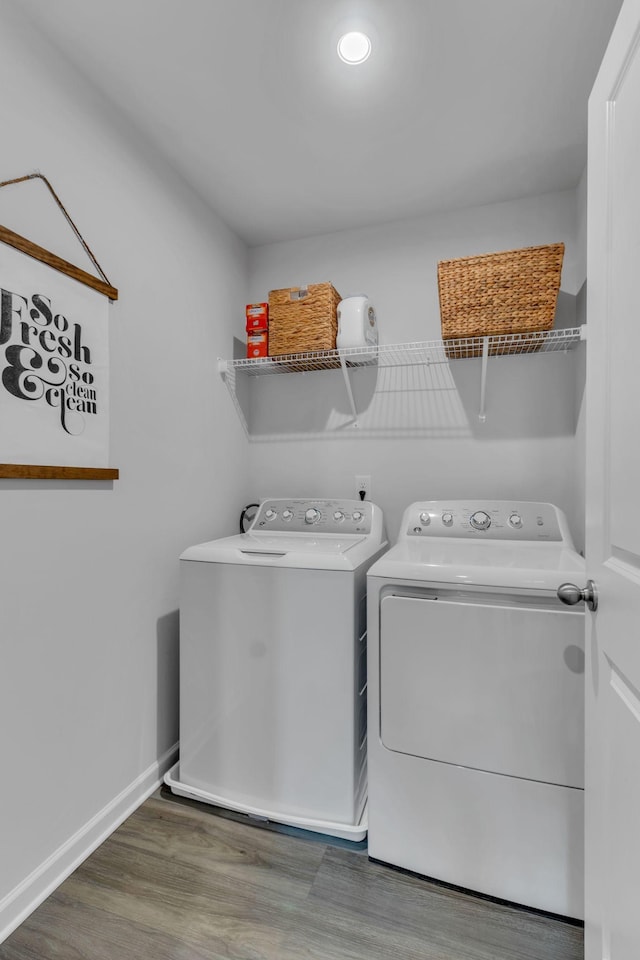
[0, 463, 119, 480]
[0, 224, 119, 301]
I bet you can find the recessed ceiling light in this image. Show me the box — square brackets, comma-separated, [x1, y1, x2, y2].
[337, 31, 371, 65]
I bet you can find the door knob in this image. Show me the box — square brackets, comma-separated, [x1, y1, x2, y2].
[557, 580, 598, 612]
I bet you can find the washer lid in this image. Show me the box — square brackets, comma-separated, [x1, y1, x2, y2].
[367, 538, 585, 591]
[181, 531, 379, 570]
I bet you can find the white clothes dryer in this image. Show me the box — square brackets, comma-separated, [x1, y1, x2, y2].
[366, 500, 586, 918]
[165, 498, 387, 841]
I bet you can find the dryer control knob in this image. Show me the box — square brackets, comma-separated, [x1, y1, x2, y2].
[333, 510, 344, 521]
[265, 508, 277, 521]
[419, 512, 431, 525]
[509, 513, 523, 528]
[305, 508, 321, 524]
[470, 510, 491, 531]
[352, 510, 364, 522]
[282, 509, 293, 520]
[442, 512, 454, 526]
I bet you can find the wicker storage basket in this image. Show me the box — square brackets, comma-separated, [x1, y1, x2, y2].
[437, 243, 564, 355]
[268, 283, 341, 356]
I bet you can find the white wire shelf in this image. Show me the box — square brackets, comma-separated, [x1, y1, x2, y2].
[218, 327, 585, 377]
[218, 326, 585, 430]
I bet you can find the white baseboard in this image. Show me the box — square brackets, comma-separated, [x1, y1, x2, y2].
[0, 742, 178, 945]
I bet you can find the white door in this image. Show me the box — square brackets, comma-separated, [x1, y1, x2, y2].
[586, 1, 640, 957]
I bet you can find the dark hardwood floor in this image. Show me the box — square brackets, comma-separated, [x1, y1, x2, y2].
[0, 789, 584, 959]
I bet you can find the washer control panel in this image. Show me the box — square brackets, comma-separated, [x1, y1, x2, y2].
[253, 499, 372, 534]
[406, 501, 564, 541]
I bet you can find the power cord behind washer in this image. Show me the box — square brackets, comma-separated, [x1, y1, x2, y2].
[239, 503, 260, 533]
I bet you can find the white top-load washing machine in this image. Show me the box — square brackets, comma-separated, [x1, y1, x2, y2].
[165, 498, 387, 841]
[366, 500, 586, 918]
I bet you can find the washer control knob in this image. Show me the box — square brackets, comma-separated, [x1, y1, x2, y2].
[305, 508, 321, 524]
[282, 509, 293, 521]
[333, 510, 344, 522]
[509, 513, 523, 529]
[442, 512, 454, 526]
[419, 512, 431, 525]
[352, 510, 364, 522]
[265, 508, 277, 521]
[470, 510, 491, 531]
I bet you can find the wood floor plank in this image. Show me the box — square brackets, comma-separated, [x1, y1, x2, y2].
[0, 792, 583, 960]
[279, 847, 583, 960]
[117, 795, 326, 898]
[0, 894, 217, 960]
[56, 833, 298, 958]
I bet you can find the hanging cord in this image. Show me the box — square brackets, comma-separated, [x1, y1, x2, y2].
[0, 172, 112, 287]
[239, 503, 260, 533]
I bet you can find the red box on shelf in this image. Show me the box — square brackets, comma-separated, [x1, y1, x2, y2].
[246, 303, 269, 331]
[247, 331, 268, 358]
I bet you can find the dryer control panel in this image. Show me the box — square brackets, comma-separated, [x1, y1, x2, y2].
[253, 499, 373, 535]
[404, 501, 566, 542]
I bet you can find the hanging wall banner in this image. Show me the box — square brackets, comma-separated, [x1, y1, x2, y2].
[0, 241, 110, 468]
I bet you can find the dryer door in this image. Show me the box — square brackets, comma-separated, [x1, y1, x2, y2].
[379, 594, 584, 787]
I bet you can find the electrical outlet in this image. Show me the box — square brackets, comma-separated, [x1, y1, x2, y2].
[355, 474, 371, 501]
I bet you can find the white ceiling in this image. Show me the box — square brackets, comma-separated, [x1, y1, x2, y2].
[12, 0, 623, 247]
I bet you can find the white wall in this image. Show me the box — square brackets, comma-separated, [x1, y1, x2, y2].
[248, 190, 585, 546]
[0, 6, 249, 939]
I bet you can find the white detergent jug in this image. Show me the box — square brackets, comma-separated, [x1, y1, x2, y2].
[336, 296, 378, 360]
